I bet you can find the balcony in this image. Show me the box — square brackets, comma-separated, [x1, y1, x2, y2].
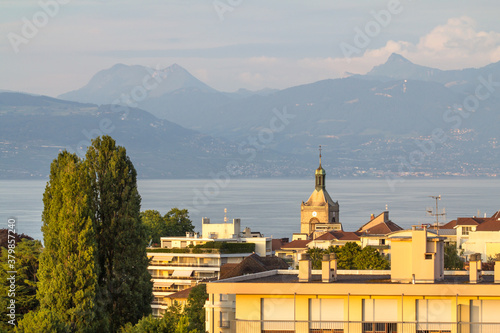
[231, 320, 500, 333]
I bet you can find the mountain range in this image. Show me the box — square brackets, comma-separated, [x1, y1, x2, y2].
[2, 53, 500, 178]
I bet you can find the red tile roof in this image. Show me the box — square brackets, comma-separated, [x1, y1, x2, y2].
[314, 231, 360, 241]
[280, 240, 311, 249]
[476, 219, 500, 231]
[165, 286, 193, 300]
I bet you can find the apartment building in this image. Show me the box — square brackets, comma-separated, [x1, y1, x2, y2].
[205, 225, 500, 333]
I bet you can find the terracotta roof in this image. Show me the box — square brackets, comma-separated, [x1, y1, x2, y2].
[361, 221, 403, 235]
[280, 239, 311, 249]
[440, 220, 457, 229]
[220, 263, 238, 278]
[272, 238, 287, 251]
[456, 217, 483, 226]
[476, 219, 500, 231]
[491, 210, 500, 219]
[220, 253, 289, 279]
[314, 231, 360, 241]
[165, 286, 193, 300]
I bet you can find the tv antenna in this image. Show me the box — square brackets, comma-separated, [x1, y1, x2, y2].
[426, 195, 446, 234]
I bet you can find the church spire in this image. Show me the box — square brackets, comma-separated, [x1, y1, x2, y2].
[315, 145, 326, 191]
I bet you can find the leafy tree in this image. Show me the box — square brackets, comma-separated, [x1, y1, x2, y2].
[141, 210, 166, 245]
[23, 151, 100, 332]
[86, 136, 153, 331]
[184, 284, 208, 332]
[119, 303, 198, 333]
[0, 239, 42, 331]
[444, 243, 463, 270]
[164, 208, 194, 237]
[141, 208, 194, 245]
[353, 246, 390, 270]
[329, 242, 362, 269]
[15, 309, 70, 333]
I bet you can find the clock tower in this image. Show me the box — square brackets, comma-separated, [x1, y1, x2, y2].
[300, 146, 341, 235]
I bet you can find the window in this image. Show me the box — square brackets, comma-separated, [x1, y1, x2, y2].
[219, 312, 229, 328]
[262, 298, 294, 331]
[425, 254, 432, 260]
[310, 298, 344, 331]
[416, 299, 451, 332]
[363, 299, 398, 333]
[462, 227, 472, 235]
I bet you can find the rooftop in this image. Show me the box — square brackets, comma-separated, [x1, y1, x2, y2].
[215, 269, 496, 285]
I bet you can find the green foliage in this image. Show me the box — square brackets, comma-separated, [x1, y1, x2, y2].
[119, 303, 198, 333]
[164, 208, 194, 237]
[86, 136, 153, 331]
[184, 284, 208, 332]
[141, 210, 166, 245]
[0, 239, 42, 331]
[197, 242, 255, 254]
[444, 243, 464, 270]
[15, 309, 70, 333]
[142, 208, 195, 245]
[32, 151, 100, 332]
[353, 246, 390, 270]
[330, 242, 362, 269]
[308, 242, 390, 270]
[306, 247, 325, 270]
[21, 136, 153, 332]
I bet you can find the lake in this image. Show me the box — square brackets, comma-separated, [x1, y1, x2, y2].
[1, 178, 499, 241]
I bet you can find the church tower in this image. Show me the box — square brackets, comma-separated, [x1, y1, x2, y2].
[300, 146, 341, 235]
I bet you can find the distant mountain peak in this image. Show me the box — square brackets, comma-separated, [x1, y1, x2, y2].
[386, 53, 412, 64]
[58, 63, 216, 104]
[366, 53, 438, 80]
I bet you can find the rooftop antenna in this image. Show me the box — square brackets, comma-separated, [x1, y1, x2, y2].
[426, 195, 446, 234]
[224, 208, 227, 223]
[385, 204, 388, 211]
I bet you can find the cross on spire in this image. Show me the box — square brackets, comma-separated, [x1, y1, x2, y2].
[319, 145, 322, 165]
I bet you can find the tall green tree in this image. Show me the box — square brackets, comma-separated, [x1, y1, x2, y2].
[26, 151, 100, 332]
[184, 284, 208, 332]
[0, 238, 42, 331]
[86, 136, 153, 332]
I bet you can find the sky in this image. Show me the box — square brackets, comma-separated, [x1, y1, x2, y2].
[1, 0, 500, 97]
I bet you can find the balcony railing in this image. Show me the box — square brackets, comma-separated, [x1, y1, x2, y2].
[231, 320, 500, 333]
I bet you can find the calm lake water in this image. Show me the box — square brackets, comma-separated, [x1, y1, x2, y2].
[1, 178, 499, 241]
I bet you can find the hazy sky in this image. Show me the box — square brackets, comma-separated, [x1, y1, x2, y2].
[1, 0, 500, 97]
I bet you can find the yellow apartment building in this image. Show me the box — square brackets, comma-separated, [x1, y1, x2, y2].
[205, 226, 500, 333]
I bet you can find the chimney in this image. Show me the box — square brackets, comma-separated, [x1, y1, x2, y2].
[298, 253, 311, 282]
[370, 214, 375, 221]
[469, 253, 482, 284]
[322, 253, 337, 282]
[495, 254, 500, 284]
